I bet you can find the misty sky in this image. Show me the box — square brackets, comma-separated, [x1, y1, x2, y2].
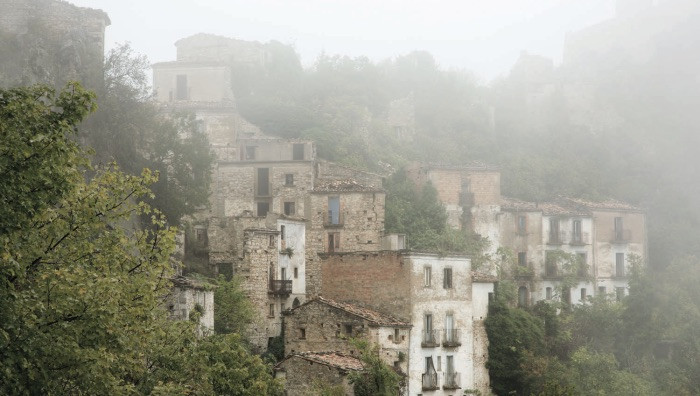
[69, 0, 615, 81]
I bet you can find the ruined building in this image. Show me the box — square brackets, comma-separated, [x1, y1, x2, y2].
[407, 162, 647, 307]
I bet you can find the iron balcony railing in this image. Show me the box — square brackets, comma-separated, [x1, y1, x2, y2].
[421, 329, 440, 347]
[442, 329, 461, 347]
[422, 371, 439, 390]
[443, 371, 461, 389]
[268, 280, 292, 296]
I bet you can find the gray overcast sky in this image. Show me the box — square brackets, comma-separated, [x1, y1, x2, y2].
[68, 0, 615, 82]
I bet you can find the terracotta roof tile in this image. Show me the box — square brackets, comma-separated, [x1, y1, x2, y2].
[313, 179, 382, 193]
[291, 297, 410, 327]
[564, 197, 642, 211]
[277, 352, 364, 371]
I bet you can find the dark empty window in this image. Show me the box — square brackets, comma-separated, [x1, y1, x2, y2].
[328, 232, 340, 252]
[285, 173, 294, 186]
[175, 74, 188, 100]
[581, 288, 587, 300]
[545, 251, 557, 276]
[518, 286, 528, 307]
[517, 215, 526, 234]
[292, 143, 305, 160]
[299, 328, 306, 339]
[518, 252, 527, 267]
[284, 201, 295, 215]
[599, 286, 607, 295]
[572, 219, 582, 243]
[293, 267, 298, 279]
[280, 225, 286, 240]
[257, 201, 269, 217]
[614, 217, 624, 240]
[245, 146, 256, 160]
[443, 268, 453, 289]
[218, 263, 233, 280]
[577, 252, 588, 276]
[344, 324, 352, 335]
[549, 218, 560, 243]
[546, 287, 552, 300]
[256, 168, 269, 196]
[616, 253, 625, 277]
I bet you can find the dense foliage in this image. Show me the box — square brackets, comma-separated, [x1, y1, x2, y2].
[0, 83, 279, 395]
[347, 339, 402, 396]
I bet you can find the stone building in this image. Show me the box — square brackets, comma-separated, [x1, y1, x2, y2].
[0, 0, 110, 87]
[274, 352, 363, 396]
[283, 296, 411, 373]
[319, 251, 494, 395]
[166, 275, 215, 334]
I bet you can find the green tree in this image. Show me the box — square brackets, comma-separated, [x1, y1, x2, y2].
[0, 83, 279, 395]
[347, 339, 401, 396]
[83, 43, 214, 225]
[214, 275, 254, 335]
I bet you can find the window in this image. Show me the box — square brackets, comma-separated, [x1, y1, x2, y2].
[245, 145, 257, 160]
[616, 287, 625, 301]
[268, 234, 275, 247]
[437, 356, 442, 371]
[269, 303, 274, 317]
[616, 253, 625, 277]
[257, 201, 270, 217]
[175, 74, 188, 100]
[292, 143, 305, 160]
[299, 328, 306, 339]
[572, 219, 582, 243]
[614, 217, 624, 240]
[424, 313, 433, 333]
[518, 286, 528, 307]
[599, 286, 607, 295]
[443, 268, 453, 289]
[549, 218, 560, 243]
[546, 287, 552, 300]
[280, 267, 287, 281]
[545, 251, 557, 276]
[328, 196, 340, 225]
[195, 227, 207, 242]
[293, 267, 298, 279]
[328, 232, 340, 252]
[424, 267, 432, 287]
[518, 252, 527, 267]
[517, 215, 527, 234]
[446, 355, 454, 375]
[344, 324, 352, 336]
[284, 201, 295, 215]
[284, 173, 294, 186]
[280, 225, 286, 241]
[256, 168, 269, 196]
[581, 288, 587, 301]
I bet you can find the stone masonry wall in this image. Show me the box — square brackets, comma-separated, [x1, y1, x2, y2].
[276, 357, 354, 396]
[305, 191, 385, 296]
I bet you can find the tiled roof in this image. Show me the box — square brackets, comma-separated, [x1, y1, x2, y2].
[471, 271, 498, 283]
[279, 352, 364, 371]
[501, 197, 539, 211]
[291, 297, 410, 327]
[313, 179, 382, 193]
[564, 197, 642, 212]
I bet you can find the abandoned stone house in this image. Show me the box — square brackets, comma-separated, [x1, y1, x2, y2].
[274, 352, 364, 395]
[407, 162, 647, 307]
[283, 296, 411, 374]
[166, 275, 215, 334]
[318, 251, 494, 395]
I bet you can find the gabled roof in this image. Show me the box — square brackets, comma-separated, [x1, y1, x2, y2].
[288, 297, 410, 327]
[564, 197, 642, 212]
[276, 352, 364, 371]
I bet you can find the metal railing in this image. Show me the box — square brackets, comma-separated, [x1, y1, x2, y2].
[443, 371, 461, 389]
[442, 329, 461, 347]
[421, 329, 440, 347]
[422, 371, 439, 390]
[268, 280, 292, 296]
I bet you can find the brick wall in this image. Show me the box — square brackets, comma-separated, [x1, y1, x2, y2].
[319, 252, 411, 319]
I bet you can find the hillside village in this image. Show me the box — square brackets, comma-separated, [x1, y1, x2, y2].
[10, 0, 700, 395]
[152, 34, 647, 395]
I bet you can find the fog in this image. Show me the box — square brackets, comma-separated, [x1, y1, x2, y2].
[2, 0, 700, 394]
[68, 0, 613, 80]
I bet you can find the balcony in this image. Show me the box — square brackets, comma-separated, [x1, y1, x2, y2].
[442, 329, 461, 347]
[323, 211, 344, 228]
[421, 329, 440, 348]
[422, 371, 439, 391]
[268, 280, 292, 296]
[443, 371, 461, 390]
[611, 229, 631, 244]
